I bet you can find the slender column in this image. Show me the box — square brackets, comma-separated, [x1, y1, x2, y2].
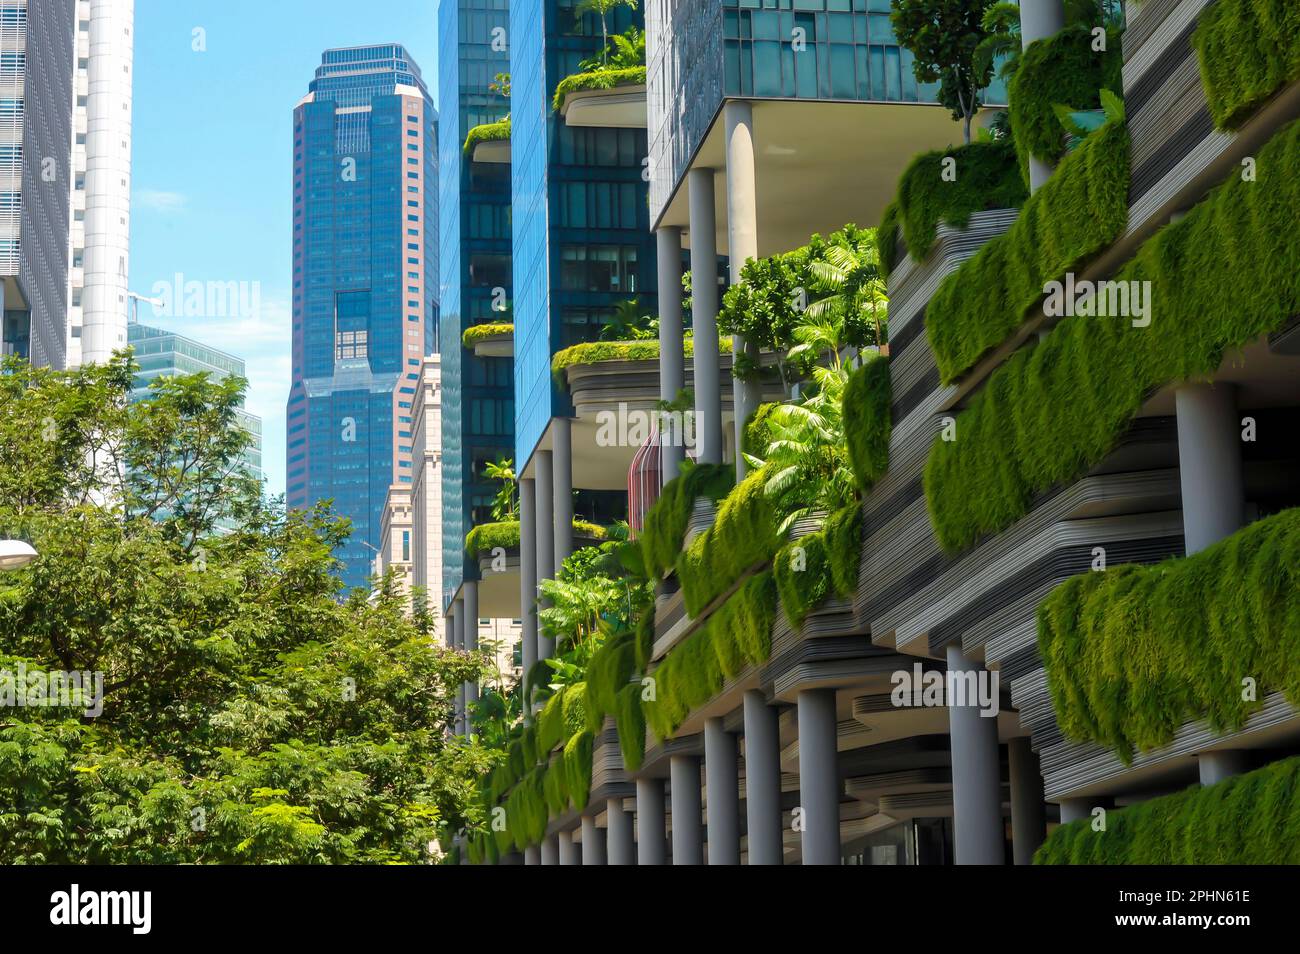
[524, 845, 540, 865]
[636, 777, 667, 865]
[657, 226, 686, 484]
[688, 168, 722, 466]
[1175, 383, 1244, 555]
[797, 689, 840, 865]
[1199, 750, 1249, 785]
[704, 717, 740, 864]
[540, 834, 559, 866]
[558, 828, 579, 866]
[724, 101, 761, 480]
[552, 418, 574, 572]
[463, 581, 479, 737]
[580, 815, 607, 866]
[1058, 797, 1113, 824]
[1019, 0, 1066, 191]
[518, 477, 537, 718]
[743, 690, 783, 865]
[670, 754, 704, 865]
[946, 645, 1004, 864]
[607, 797, 635, 865]
[1008, 737, 1046, 866]
[534, 450, 555, 661]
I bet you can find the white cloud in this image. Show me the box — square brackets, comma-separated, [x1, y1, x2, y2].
[134, 189, 189, 213]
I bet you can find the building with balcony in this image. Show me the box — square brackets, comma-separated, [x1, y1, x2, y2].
[458, 0, 1300, 867]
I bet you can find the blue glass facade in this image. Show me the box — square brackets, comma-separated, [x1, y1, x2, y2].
[439, 0, 516, 607]
[287, 46, 438, 590]
[511, 0, 659, 467]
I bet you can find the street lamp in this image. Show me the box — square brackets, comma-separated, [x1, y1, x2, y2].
[0, 540, 38, 571]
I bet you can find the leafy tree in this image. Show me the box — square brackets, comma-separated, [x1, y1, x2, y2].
[600, 298, 657, 341]
[0, 354, 493, 864]
[805, 225, 889, 350]
[891, 0, 998, 143]
[573, 0, 638, 67]
[484, 456, 518, 520]
[489, 71, 510, 99]
[578, 26, 645, 72]
[973, 1, 1126, 84]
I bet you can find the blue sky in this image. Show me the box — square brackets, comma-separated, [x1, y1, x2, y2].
[130, 0, 439, 497]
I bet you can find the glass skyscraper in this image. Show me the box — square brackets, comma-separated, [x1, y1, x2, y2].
[510, 0, 658, 471]
[438, 0, 515, 608]
[287, 45, 438, 590]
[127, 321, 264, 487]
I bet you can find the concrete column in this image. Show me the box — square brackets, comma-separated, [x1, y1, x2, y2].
[558, 828, 578, 866]
[580, 815, 607, 865]
[688, 168, 723, 466]
[463, 581, 479, 737]
[552, 418, 573, 572]
[1019, 0, 1066, 192]
[1058, 797, 1114, 824]
[670, 754, 704, 865]
[540, 834, 559, 865]
[796, 689, 840, 865]
[704, 717, 740, 865]
[518, 477, 537, 718]
[1175, 383, 1245, 555]
[724, 100, 762, 481]
[636, 777, 667, 865]
[743, 690, 784, 865]
[1008, 737, 1047, 866]
[524, 845, 540, 865]
[534, 450, 555, 661]
[607, 797, 635, 865]
[657, 226, 686, 485]
[946, 645, 1005, 865]
[1199, 750, 1249, 786]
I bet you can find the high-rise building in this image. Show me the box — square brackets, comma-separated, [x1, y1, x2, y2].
[287, 45, 438, 590]
[437, 0, 515, 613]
[1, 0, 75, 367]
[127, 320, 264, 486]
[71, 0, 135, 367]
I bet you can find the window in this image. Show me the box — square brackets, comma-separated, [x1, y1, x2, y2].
[336, 329, 367, 360]
[401, 530, 410, 562]
[559, 245, 639, 293]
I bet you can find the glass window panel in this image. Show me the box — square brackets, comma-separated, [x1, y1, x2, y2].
[886, 45, 901, 100]
[753, 41, 782, 96]
[831, 44, 856, 98]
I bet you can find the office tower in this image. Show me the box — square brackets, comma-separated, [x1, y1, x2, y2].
[127, 320, 264, 488]
[74, 0, 134, 366]
[437, 0, 515, 616]
[1, 0, 74, 366]
[287, 45, 438, 590]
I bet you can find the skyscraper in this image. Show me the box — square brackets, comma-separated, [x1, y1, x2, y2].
[437, 0, 514, 613]
[287, 45, 438, 590]
[2, 0, 74, 367]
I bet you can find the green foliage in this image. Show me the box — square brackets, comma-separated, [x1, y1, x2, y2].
[926, 118, 1130, 385]
[0, 356, 493, 864]
[553, 66, 647, 111]
[677, 466, 781, 617]
[842, 355, 892, 493]
[583, 631, 636, 732]
[562, 730, 594, 811]
[891, 0, 998, 141]
[600, 298, 657, 341]
[643, 572, 776, 741]
[772, 505, 861, 628]
[1037, 509, 1300, 761]
[1008, 24, 1123, 183]
[462, 117, 510, 156]
[464, 520, 520, 555]
[484, 456, 518, 521]
[877, 202, 902, 279]
[639, 462, 735, 581]
[884, 139, 1027, 270]
[550, 336, 730, 379]
[461, 322, 513, 348]
[633, 608, 656, 672]
[925, 117, 1300, 553]
[1035, 756, 1300, 864]
[1192, 0, 1300, 131]
[614, 683, 646, 772]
